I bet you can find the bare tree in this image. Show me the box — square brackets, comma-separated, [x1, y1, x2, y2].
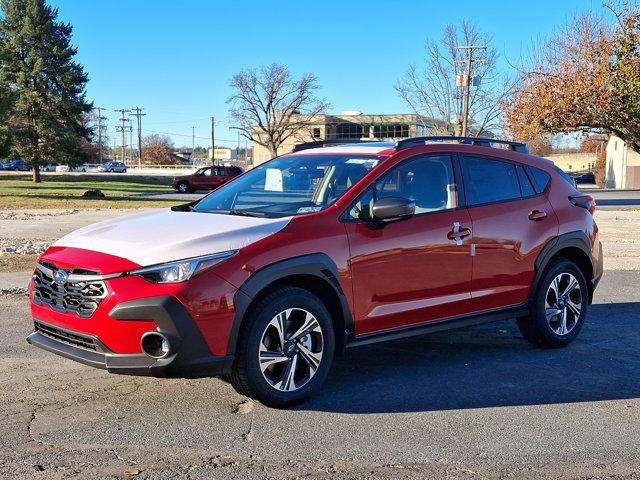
[227, 63, 330, 158]
[395, 21, 510, 137]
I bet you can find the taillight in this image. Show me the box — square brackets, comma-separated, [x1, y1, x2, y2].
[569, 194, 596, 214]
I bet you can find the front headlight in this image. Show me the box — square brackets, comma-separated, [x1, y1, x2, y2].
[130, 251, 236, 283]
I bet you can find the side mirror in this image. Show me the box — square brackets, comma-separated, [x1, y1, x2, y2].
[370, 197, 415, 227]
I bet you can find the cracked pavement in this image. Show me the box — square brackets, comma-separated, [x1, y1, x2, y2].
[1, 269, 640, 479]
[1, 206, 640, 478]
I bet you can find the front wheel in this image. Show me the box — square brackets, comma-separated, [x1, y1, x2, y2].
[229, 286, 335, 408]
[517, 258, 588, 348]
[176, 181, 190, 193]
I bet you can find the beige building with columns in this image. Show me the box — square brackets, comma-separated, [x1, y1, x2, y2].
[252, 112, 443, 166]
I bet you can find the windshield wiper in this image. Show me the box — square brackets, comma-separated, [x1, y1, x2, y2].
[228, 209, 268, 217]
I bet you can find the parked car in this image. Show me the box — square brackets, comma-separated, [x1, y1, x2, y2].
[4, 159, 32, 171]
[172, 165, 243, 193]
[40, 162, 60, 172]
[97, 161, 127, 173]
[55, 164, 87, 173]
[570, 171, 596, 184]
[27, 137, 602, 407]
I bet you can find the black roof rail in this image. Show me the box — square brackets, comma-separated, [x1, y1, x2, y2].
[395, 136, 530, 154]
[291, 138, 386, 152]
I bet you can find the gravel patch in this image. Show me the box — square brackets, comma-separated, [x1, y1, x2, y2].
[0, 287, 28, 296]
[0, 208, 79, 220]
[0, 238, 52, 255]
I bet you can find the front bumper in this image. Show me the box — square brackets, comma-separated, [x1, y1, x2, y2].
[27, 295, 234, 377]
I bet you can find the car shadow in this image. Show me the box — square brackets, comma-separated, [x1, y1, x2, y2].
[299, 302, 640, 414]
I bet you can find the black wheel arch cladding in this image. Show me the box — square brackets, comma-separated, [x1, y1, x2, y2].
[226, 253, 354, 355]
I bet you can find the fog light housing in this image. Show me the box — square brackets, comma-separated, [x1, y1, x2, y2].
[141, 332, 171, 359]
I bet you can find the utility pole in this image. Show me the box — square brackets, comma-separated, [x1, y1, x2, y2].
[192, 126, 195, 152]
[455, 44, 487, 136]
[95, 107, 107, 164]
[115, 109, 131, 163]
[130, 107, 145, 167]
[129, 126, 133, 163]
[211, 116, 215, 166]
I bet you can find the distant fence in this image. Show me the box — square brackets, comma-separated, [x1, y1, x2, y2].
[125, 164, 197, 171]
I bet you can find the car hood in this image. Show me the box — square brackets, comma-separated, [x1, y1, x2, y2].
[52, 208, 293, 267]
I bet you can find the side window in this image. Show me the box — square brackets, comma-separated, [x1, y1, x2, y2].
[516, 165, 536, 197]
[347, 188, 374, 221]
[528, 166, 552, 193]
[462, 156, 521, 205]
[347, 154, 456, 220]
[202, 168, 212, 177]
[553, 165, 576, 188]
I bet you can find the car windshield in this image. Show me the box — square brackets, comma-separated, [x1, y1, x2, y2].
[193, 154, 382, 217]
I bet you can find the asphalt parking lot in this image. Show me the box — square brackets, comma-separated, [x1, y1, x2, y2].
[2, 269, 640, 479]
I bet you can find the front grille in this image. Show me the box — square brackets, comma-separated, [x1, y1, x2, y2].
[34, 321, 98, 351]
[32, 263, 107, 317]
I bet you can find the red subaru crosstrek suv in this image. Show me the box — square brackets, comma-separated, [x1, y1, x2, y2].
[28, 137, 602, 407]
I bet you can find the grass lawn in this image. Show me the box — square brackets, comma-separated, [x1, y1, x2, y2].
[0, 174, 185, 209]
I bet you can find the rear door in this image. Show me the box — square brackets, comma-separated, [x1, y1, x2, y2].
[208, 167, 226, 189]
[460, 154, 559, 311]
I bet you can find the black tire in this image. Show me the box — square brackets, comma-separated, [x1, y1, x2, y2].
[517, 258, 589, 348]
[176, 181, 190, 193]
[229, 286, 335, 408]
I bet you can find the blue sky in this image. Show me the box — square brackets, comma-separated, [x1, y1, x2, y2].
[48, 0, 597, 148]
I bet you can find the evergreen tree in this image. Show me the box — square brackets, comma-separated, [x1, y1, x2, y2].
[0, 0, 91, 182]
[0, 79, 11, 158]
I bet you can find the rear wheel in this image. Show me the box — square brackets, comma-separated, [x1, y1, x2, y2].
[177, 181, 190, 193]
[229, 286, 335, 408]
[517, 258, 588, 348]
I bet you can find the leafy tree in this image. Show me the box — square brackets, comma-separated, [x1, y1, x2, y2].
[0, 0, 91, 182]
[227, 63, 329, 159]
[141, 134, 179, 165]
[504, 4, 640, 151]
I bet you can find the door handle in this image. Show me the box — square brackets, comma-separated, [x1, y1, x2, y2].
[528, 210, 547, 221]
[447, 222, 471, 245]
[447, 228, 471, 240]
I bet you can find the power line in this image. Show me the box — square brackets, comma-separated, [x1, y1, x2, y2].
[139, 128, 236, 143]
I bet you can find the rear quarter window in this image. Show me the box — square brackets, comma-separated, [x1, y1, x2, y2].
[527, 167, 553, 193]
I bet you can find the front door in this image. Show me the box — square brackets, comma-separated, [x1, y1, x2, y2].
[344, 153, 475, 335]
[192, 167, 211, 190]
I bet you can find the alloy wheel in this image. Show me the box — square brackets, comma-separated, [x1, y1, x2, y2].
[545, 272, 582, 336]
[258, 308, 324, 392]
